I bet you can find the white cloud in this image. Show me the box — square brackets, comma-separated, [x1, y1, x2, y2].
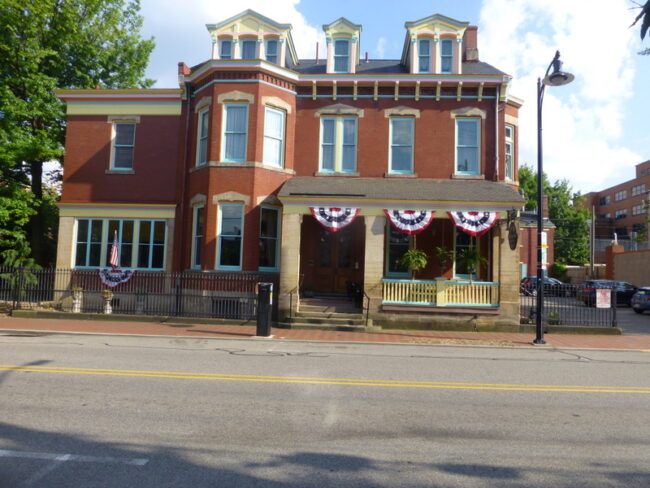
[375, 37, 387, 58]
[479, 0, 642, 193]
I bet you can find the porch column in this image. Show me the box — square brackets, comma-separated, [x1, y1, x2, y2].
[278, 212, 302, 320]
[363, 215, 386, 316]
[55, 216, 75, 269]
[497, 220, 520, 326]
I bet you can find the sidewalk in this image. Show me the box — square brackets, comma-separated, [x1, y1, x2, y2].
[1, 315, 650, 350]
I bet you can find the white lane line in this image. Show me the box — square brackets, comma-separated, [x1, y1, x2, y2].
[0, 448, 149, 466]
[20, 455, 70, 487]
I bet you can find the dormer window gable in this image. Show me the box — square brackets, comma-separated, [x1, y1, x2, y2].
[401, 14, 469, 75]
[207, 9, 298, 67]
[323, 18, 361, 74]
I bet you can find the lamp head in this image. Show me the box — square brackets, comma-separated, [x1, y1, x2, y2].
[542, 51, 574, 87]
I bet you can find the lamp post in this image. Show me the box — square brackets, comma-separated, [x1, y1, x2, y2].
[534, 51, 574, 345]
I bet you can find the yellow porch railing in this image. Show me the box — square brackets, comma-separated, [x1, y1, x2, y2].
[383, 279, 499, 307]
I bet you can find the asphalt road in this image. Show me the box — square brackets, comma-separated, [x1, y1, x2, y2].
[1, 334, 650, 487]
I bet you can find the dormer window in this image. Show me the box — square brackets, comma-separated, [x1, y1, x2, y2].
[333, 39, 350, 72]
[219, 40, 232, 60]
[241, 39, 257, 59]
[265, 39, 278, 63]
[440, 39, 454, 73]
[418, 39, 431, 73]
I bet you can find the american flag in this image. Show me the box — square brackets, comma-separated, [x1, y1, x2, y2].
[109, 231, 120, 268]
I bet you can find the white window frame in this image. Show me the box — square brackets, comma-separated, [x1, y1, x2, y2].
[455, 118, 481, 175]
[221, 104, 248, 162]
[615, 190, 627, 201]
[196, 108, 209, 166]
[217, 203, 244, 271]
[259, 206, 280, 271]
[632, 184, 646, 196]
[418, 39, 431, 73]
[191, 205, 205, 270]
[440, 38, 454, 74]
[265, 39, 278, 63]
[505, 125, 514, 180]
[263, 106, 285, 167]
[389, 117, 414, 174]
[632, 204, 644, 216]
[333, 39, 350, 73]
[110, 122, 136, 170]
[319, 117, 357, 173]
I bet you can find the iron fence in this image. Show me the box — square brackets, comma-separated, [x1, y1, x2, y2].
[0, 267, 279, 321]
[520, 283, 617, 328]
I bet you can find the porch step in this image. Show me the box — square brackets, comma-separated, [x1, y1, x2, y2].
[276, 321, 380, 332]
[286, 315, 365, 326]
[295, 311, 364, 321]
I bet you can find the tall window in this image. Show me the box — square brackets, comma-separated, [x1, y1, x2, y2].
[456, 119, 480, 175]
[218, 204, 244, 270]
[320, 117, 357, 173]
[389, 118, 414, 174]
[455, 230, 478, 279]
[219, 40, 232, 59]
[241, 39, 256, 59]
[418, 39, 430, 73]
[222, 104, 248, 162]
[75, 219, 167, 269]
[259, 207, 280, 270]
[440, 39, 454, 74]
[192, 206, 204, 269]
[263, 107, 285, 167]
[197, 109, 209, 166]
[505, 125, 514, 180]
[265, 39, 278, 63]
[333, 39, 350, 72]
[111, 123, 135, 170]
[386, 227, 410, 276]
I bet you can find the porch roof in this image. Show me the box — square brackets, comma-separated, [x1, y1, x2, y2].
[278, 177, 524, 212]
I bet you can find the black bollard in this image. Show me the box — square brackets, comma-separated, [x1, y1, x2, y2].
[256, 282, 272, 337]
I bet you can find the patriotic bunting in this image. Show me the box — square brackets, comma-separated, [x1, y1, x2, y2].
[310, 207, 361, 232]
[99, 268, 135, 288]
[384, 209, 435, 235]
[448, 211, 498, 237]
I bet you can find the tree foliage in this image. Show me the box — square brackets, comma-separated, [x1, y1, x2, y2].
[631, 0, 650, 54]
[0, 0, 155, 265]
[519, 165, 590, 265]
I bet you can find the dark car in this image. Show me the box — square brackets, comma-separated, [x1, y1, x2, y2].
[579, 280, 638, 307]
[631, 287, 650, 314]
[520, 276, 569, 297]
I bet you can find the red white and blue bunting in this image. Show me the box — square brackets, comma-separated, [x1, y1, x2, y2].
[310, 207, 361, 232]
[384, 209, 435, 235]
[99, 268, 135, 288]
[448, 211, 498, 237]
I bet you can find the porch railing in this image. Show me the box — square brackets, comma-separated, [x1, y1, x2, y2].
[383, 279, 499, 307]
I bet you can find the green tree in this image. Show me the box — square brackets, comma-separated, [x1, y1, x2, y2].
[0, 0, 155, 266]
[518, 165, 590, 265]
[631, 0, 650, 54]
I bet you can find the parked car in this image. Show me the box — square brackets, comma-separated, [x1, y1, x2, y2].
[631, 287, 650, 314]
[520, 276, 571, 297]
[579, 280, 638, 307]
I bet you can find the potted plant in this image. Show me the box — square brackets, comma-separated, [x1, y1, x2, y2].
[399, 249, 429, 280]
[434, 246, 455, 277]
[71, 285, 83, 313]
[135, 287, 147, 315]
[456, 246, 487, 281]
[547, 312, 561, 325]
[102, 289, 114, 314]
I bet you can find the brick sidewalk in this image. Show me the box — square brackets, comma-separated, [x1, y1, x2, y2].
[2, 315, 650, 350]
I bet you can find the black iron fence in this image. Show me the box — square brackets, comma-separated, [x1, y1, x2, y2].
[520, 283, 617, 328]
[0, 267, 279, 321]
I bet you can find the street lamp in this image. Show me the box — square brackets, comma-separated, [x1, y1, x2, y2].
[534, 51, 574, 345]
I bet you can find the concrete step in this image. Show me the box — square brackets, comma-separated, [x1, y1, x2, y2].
[299, 304, 361, 314]
[276, 321, 380, 332]
[286, 315, 365, 326]
[295, 311, 364, 321]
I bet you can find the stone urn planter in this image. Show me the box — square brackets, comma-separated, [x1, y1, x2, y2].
[102, 289, 114, 314]
[71, 286, 83, 313]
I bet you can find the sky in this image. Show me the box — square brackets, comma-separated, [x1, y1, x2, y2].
[139, 0, 650, 195]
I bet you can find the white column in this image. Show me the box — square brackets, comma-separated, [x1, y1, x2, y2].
[363, 215, 386, 315]
[278, 213, 303, 319]
[325, 38, 333, 73]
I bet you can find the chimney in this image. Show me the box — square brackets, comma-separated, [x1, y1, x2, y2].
[463, 25, 479, 61]
[365, 51, 368, 63]
[315, 42, 319, 64]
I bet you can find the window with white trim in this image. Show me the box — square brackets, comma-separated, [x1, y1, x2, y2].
[632, 204, 644, 216]
[219, 40, 232, 59]
[418, 39, 430, 73]
[111, 122, 135, 170]
[386, 227, 411, 277]
[632, 184, 646, 196]
[259, 207, 280, 270]
[263, 106, 285, 167]
[505, 125, 514, 180]
[265, 39, 278, 63]
[222, 104, 248, 162]
[320, 117, 357, 173]
[333, 39, 350, 72]
[191, 206, 205, 269]
[74, 219, 166, 269]
[241, 39, 257, 59]
[456, 118, 480, 175]
[615, 209, 627, 220]
[615, 190, 627, 201]
[440, 39, 454, 74]
[197, 109, 209, 166]
[218, 204, 244, 270]
[389, 117, 414, 174]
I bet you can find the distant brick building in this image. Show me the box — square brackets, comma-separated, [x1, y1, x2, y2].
[55, 10, 525, 328]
